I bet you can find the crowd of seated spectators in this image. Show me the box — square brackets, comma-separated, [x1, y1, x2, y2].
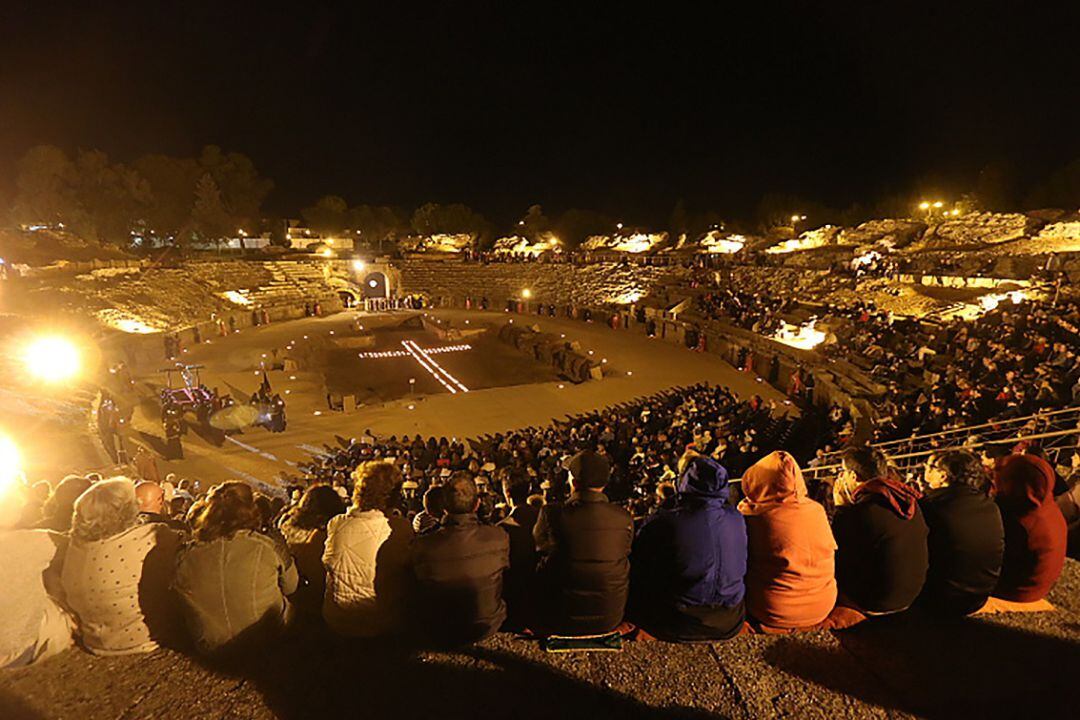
[696, 289, 794, 335]
[868, 300, 1080, 442]
[4, 373, 1078, 667]
[694, 285, 1080, 445]
[290, 383, 843, 519]
[3, 272, 1078, 666]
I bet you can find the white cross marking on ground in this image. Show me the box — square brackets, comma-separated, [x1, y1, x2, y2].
[356, 342, 472, 394]
[355, 343, 472, 359]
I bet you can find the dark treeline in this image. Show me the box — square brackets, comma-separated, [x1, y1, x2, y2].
[7, 144, 1080, 252]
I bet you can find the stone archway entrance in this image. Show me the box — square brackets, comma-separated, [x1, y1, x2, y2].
[337, 289, 358, 308]
[363, 271, 389, 299]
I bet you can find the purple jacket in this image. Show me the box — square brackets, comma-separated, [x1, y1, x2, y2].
[632, 456, 747, 609]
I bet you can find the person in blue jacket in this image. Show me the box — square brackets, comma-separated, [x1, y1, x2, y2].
[629, 451, 747, 641]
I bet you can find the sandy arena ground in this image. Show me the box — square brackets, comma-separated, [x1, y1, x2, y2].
[125, 308, 791, 489]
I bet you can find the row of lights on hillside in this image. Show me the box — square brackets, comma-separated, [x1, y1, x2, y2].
[919, 200, 962, 220]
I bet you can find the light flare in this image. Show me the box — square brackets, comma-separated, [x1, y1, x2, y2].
[0, 436, 20, 498]
[23, 336, 81, 382]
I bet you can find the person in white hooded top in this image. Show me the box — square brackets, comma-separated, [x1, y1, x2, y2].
[322, 461, 413, 636]
[0, 482, 74, 667]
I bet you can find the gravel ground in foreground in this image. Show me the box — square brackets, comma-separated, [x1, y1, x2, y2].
[3, 560, 1078, 720]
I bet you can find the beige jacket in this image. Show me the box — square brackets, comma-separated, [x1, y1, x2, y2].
[61, 523, 179, 655]
[322, 508, 413, 636]
[174, 529, 298, 653]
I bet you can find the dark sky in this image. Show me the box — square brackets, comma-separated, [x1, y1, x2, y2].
[2, 3, 1078, 225]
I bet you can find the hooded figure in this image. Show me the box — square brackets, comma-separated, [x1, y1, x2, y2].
[630, 454, 747, 641]
[739, 451, 837, 629]
[833, 470, 929, 615]
[992, 454, 1067, 602]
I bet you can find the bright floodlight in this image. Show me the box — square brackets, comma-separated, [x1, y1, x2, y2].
[521, 288, 532, 299]
[23, 335, 81, 383]
[352, 259, 366, 271]
[0, 435, 19, 496]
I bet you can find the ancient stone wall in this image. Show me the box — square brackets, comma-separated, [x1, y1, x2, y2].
[8, 260, 343, 331]
[397, 258, 686, 308]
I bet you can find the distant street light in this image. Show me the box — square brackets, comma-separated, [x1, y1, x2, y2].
[918, 200, 946, 222]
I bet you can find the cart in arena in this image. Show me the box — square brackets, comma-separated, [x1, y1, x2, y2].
[159, 363, 218, 422]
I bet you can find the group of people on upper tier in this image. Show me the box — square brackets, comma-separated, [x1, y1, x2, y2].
[696, 289, 1080, 448]
[2, 440, 1068, 665]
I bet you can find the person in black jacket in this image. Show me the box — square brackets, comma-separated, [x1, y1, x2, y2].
[498, 469, 540, 631]
[832, 446, 928, 615]
[918, 450, 1004, 615]
[534, 450, 634, 636]
[411, 471, 509, 646]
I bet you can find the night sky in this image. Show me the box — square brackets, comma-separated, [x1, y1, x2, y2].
[2, 3, 1078, 224]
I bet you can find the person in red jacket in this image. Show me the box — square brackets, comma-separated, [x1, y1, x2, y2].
[991, 454, 1067, 602]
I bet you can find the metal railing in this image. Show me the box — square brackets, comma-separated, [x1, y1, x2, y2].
[803, 425, 1079, 485]
[815, 405, 1080, 468]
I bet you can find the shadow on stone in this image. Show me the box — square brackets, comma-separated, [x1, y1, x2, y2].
[763, 613, 1079, 719]
[194, 626, 725, 720]
[0, 687, 47, 720]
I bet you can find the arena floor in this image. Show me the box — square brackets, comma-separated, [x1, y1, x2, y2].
[319, 316, 559, 401]
[123, 309, 791, 489]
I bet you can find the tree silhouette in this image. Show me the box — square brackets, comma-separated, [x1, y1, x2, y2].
[190, 173, 233, 249]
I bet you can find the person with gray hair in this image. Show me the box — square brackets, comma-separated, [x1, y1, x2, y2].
[0, 483, 73, 667]
[60, 477, 180, 655]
